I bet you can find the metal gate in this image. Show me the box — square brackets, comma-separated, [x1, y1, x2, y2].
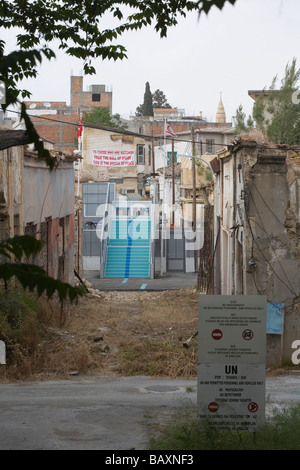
[166, 228, 185, 271]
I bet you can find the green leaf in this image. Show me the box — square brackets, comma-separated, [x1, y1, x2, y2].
[0, 262, 84, 303]
[0, 235, 43, 261]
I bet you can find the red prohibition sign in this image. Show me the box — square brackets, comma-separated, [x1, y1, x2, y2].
[212, 329, 223, 340]
[208, 402, 219, 413]
[248, 402, 259, 413]
[242, 329, 254, 340]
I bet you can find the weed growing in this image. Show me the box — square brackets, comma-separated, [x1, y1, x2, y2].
[0, 286, 199, 380]
[147, 402, 300, 450]
[116, 338, 197, 378]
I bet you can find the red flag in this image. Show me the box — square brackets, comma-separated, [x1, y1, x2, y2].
[165, 121, 176, 137]
[77, 116, 83, 139]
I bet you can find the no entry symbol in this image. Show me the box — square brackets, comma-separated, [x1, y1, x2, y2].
[212, 329, 223, 340]
[208, 402, 219, 413]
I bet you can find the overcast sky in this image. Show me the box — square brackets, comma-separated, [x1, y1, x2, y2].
[4, 0, 300, 123]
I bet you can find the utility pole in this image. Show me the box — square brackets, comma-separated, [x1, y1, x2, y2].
[171, 138, 175, 226]
[151, 134, 155, 177]
[192, 127, 198, 272]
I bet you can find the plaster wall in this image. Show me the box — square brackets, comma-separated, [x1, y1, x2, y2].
[216, 143, 300, 365]
[23, 156, 75, 225]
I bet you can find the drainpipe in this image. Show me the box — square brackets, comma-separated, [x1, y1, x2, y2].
[232, 152, 236, 295]
[220, 157, 224, 294]
[191, 127, 197, 272]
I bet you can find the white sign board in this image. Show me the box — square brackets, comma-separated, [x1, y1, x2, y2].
[197, 295, 267, 432]
[198, 364, 265, 431]
[198, 295, 266, 364]
[0, 340, 6, 364]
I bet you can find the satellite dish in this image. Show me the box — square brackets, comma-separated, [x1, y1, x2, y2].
[44, 102, 51, 108]
[29, 103, 37, 109]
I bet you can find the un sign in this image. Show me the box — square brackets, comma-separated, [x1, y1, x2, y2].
[0, 340, 6, 364]
[0, 81, 5, 105]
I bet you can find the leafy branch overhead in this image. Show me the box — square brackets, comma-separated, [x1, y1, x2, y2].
[0, 0, 237, 166]
[0, 236, 84, 302]
[0, 0, 238, 99]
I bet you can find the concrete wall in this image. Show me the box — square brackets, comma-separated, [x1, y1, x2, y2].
[216, 141, 300, 366]
[24, 153, 75, 225]
[23, 151, 77, 284]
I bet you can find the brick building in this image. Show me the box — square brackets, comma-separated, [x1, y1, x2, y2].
[20, 76, 112, 154]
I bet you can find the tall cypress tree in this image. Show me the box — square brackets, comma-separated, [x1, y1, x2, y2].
[142, 82, 154, 116]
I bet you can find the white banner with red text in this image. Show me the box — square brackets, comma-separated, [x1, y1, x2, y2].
[92, 150, 135, 166]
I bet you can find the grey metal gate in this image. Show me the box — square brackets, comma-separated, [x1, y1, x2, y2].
[167, 228, 185, 271]
[82, 182, 116, 270]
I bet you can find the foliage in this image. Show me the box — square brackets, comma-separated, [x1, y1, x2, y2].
[148, 402, 300, 450]
[0, 236, 84, 303]
[135, 103, 144, 116]
[196, 161, 213, 182]
[136, 87, 172, 115]
[152, 89, 172, 109]
[233, 59, 300, 144]
[82, 107, 128, 130]
[0, 287, 39, 359]
[253, 58, 300, 145]
[0, 39, 56, 168]
[232, 104, 254, 134]
[142, 81, 154, 117]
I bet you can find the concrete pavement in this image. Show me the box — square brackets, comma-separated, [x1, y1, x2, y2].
[83, 270, 198, 291]
[0, 374, 300, 450]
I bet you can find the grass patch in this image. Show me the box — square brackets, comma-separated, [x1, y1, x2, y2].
[0, 287, 40, 378]
[147, 402, 300, 450]
[0, 287, 94, 379]
[0, 288, 39, 353]
[116, 338, 197, 377]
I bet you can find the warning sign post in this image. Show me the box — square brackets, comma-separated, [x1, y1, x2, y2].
[197, 295, 267, 432]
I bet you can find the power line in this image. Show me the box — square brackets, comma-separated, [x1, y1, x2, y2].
[7, 106, 232, 146]
[3, 107, 281, 151]
[8, 107, 300, 153]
